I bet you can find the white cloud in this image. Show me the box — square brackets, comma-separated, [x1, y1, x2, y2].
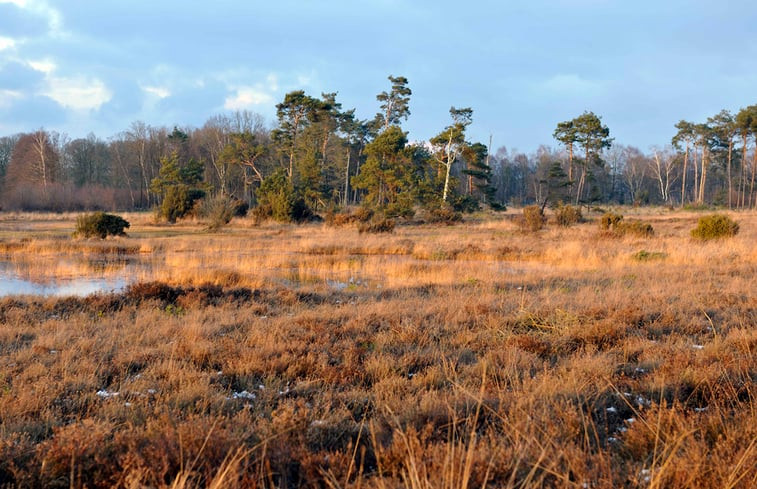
[43, 76, 112, 110]
[0, 37, 16, 51]
[1, 0, 64, 36]
[142, 85, 171, 99]
[28, 58, 56, 74]
[224, 87, 274, 110]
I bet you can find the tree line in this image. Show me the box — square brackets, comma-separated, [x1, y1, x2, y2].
[1, 76, 755, 219]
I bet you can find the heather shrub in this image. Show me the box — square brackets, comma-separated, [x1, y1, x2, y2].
[632, 250, 667, 261]
[599, 212, 624, 231]
[74, 212, 130, 239]
[554, 204, 582, 226]
[521, 205, 546, 232]
[417, 203, 463, 225]
[598, 212, 653, 237]
[325, 206, 374, 227]
[620, 219, 654, 237]
[358, 217, 395, 234]
[691, 214, 739, 240]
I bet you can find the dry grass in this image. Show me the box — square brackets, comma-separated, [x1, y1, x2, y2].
[0, 208, 755, 488]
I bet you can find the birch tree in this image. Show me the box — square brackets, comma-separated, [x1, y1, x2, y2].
[430, 107, 473, 202]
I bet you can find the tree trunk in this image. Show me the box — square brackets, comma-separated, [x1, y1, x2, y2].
[749, 144, 757, 207]
[567, 143, 574, 201]
[739, 134, 747, 208]
[343, 151, 350, 206]
[692, 143, 699, 204]
[680, 142, 688, 207]
[698, 145, 707, 204]
[727, 139, 733, 208]
[442, 137, 454, 202]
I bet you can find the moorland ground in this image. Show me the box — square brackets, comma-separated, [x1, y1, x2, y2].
[0, 208, 755, 488]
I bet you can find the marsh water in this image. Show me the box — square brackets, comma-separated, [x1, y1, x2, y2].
[0, 260, 136, 297]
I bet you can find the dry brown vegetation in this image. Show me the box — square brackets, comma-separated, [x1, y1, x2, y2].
[0, 208, 755, 488]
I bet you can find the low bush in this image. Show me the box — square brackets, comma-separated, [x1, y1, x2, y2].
[74, 212, 130, 239]
[158, 185, 206, 223]
[632, 250, 667, 261]
[416, 204, 463, 225]
[619, 220, 654, 237]
[198, 195, 242, 231]
[427, 206, 463, 224]
[598, 212, 653, 237]
[520, 205, 546, 232]
[358, 217, 395, 234]
[554, 204, 582, 226]
[599, 212, 624, 231]
[691, 214, 739, 240]
[325, 207, 374, 227]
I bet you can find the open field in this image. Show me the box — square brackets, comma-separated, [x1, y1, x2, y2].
[0, 208, 755, 488]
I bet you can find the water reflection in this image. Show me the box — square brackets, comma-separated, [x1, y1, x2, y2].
[0, 260, 133, 297]
[0, 275, 128, 297]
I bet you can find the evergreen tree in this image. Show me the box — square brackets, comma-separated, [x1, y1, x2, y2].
[150, 151, 208, 222]
[462, 142, 502, 209]
[351, 126, 414, 216]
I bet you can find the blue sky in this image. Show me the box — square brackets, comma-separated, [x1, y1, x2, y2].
[1, 0, 756, 152]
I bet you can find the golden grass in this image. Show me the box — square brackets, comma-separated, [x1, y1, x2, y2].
[0, 207, 755, 487]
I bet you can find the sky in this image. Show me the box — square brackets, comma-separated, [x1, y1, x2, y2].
[1, 0, 756, 153]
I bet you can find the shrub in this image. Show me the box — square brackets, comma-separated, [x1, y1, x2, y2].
[632, 250, 667, 261]
[416, 203, 463, 225]
[450, 194, 480, 213]
[598, 212, 653, 237]
[74, 212, 130, 239]
[620, 220, 654, 237]
[254, 169, 313, 223]
[428, 205, 463, 224]
[521, 205, 546, 232]
[358, 217, 395, 234]
[691, 214, 739, 240]
[198, 195, 237, 231]
[599, 212, 624, 231]
[554, 204, 582, 226]
[326, 206, 376, 227]
[159, 185, 205, 223]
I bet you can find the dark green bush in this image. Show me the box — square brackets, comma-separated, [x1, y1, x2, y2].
[691, 214, 739, 240]
[254, 169, 313, 223]
[521, 205, 546, 232]
[75, 212, 130, 239]
[450, 194, 480, 213]
[159, 185, 205, 223]
[554, 204, 582, 226]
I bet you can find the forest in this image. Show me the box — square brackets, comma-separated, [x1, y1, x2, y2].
[1, 75, 756, 219]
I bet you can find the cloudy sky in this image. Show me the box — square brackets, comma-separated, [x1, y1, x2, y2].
[1, 0, 756, 152]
